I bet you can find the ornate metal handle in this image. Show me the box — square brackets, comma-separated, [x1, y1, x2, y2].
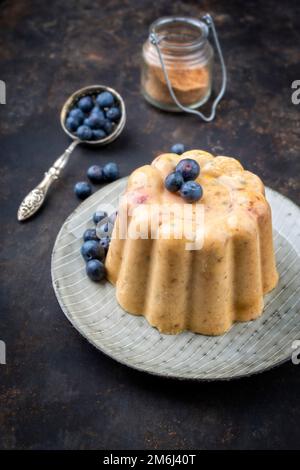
[17, 140, 79, 221]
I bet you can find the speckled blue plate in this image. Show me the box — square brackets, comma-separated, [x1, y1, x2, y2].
[51, 178, 300, 380]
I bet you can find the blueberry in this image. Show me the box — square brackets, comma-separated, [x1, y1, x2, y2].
[96, 221, 114, 239]
[103, 119, 113, 135]
[81, 240, 105, 262]
[102, 162, 119, 182]
[96, 91, 114, 108]
[77, 96, 94, 112]
[90, 108, 106, 122]
[68, 108, 85, 123]
[86, 259, 106, 282]
[66, 116, 80, 132]
[74, 181, 92, 200]
[83, 228, 98, 242]
[165, 171, 184, 193]
[84, 114, 105, 129]
[108, 211, 118, 225]
[106, 106, 121, 122]
[175, 158, 200, 181]
[93, 210, 107, 224]
[171, 143, 185, 155]
[180, 181, 203, 203]
[87, 165, 104, 183]
[90, 106, 104, 118]
[76, 125, 93, 141]
[92, 129, 107, 140]
[99, 237, 110, 253]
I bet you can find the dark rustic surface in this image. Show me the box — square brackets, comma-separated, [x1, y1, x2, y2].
[1, 0, 300, 450]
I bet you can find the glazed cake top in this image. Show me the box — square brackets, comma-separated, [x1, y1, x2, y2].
[120, 149, 269, 240]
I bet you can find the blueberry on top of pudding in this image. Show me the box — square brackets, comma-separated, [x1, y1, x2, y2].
[164, 171, 184, 193]
[175, 158, 200, 181]
[180, 180, 203, 202]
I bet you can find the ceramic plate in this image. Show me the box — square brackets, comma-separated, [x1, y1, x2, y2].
[51, 178, 300, 380]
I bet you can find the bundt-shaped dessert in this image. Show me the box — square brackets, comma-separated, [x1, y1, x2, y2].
[105, 150, 278, 335]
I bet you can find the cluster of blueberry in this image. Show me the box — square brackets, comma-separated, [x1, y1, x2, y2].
[66, 91, 121, 141]
[74, 162, 119, 200]
[165, 142, 203, 202]
[81, 210, 117, 281]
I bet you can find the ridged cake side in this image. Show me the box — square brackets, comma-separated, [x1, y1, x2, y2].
[105, 150, 278, 335]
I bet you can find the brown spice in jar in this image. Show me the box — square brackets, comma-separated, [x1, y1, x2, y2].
[143, 62, 211, 107]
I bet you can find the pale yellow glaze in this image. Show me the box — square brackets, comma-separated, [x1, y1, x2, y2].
[105, 150, 279, 335]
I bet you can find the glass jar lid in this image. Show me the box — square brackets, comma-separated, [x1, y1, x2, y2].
[149, 17, 209, 54]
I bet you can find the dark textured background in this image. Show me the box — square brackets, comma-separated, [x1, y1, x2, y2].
[1, 0, 300, 450]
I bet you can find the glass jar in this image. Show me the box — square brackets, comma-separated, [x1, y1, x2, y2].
[141, 17, 214, 112]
